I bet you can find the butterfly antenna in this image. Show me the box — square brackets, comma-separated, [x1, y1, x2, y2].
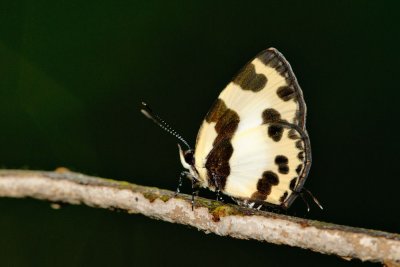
[141, 102, 191, 150]
[303, 188, 324, 210]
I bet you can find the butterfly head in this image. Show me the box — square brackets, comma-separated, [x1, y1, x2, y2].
[178, 144, 198, 177]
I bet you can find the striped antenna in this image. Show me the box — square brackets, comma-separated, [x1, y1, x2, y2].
[141, 102, 191, 150]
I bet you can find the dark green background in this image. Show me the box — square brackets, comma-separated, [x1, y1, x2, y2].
[0, 1, 398, 266]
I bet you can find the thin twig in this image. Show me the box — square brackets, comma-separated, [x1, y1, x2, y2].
[0, 169, 399, 265]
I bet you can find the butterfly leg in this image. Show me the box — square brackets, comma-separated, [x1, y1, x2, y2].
[215, 188, 225, 202]
[298, 192, 310, 212]
[211, 174, 224, 203]
[175, 171, 190, 197]
[191, 177, 200, 211]
[291, 187, 323, 212]
[216, 189, 221, 201]
[302, 187, 323, 210]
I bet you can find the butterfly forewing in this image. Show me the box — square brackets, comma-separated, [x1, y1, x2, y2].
[194, 48, 310, 208]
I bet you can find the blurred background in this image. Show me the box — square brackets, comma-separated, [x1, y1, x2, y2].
[0, 1, 399, 266]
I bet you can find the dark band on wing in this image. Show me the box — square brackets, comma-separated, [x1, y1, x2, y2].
[204, 98, 240, 191]
[205, 98, 227, 123]
[205, 139, 233, 191]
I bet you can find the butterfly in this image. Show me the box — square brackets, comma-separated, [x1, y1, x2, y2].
[141, 48, 322, 211]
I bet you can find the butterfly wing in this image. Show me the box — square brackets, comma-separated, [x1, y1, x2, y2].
[226, 122, 310, 207]
[194, 48, 310, 208]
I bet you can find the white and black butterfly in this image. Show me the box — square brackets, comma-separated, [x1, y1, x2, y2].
[141, 48, 322, 211]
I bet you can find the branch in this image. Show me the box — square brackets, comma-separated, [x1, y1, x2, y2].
[0, 170, 399, 265]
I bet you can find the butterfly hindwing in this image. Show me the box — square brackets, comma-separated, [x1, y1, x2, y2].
[227, 123, 310, 206]
[194, 48, 310, 208]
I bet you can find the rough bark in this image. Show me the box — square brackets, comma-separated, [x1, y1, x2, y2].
[0, 169, 399, 265]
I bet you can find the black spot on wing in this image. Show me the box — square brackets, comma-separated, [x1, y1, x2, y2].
[263, 171, 279, 188]
[275, 155, 288, 165]
[277, 86, 295, 101]
[262, 108, 281, 123]
[251, 171, 279, 201]
[295, 140, 304, 150]
[279, 191, 289, 203]
[296, 164, 303, 175]
[275, 155, 289, 174]
[278, 165, 289, 174]
[268, 125, 284, 142]
[288, 129, 300, 139]
[290, 177, 297, 190]
[233, 64, 267, 92]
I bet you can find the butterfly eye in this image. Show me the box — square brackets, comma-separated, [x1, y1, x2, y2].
[184, 150, 195, 165]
